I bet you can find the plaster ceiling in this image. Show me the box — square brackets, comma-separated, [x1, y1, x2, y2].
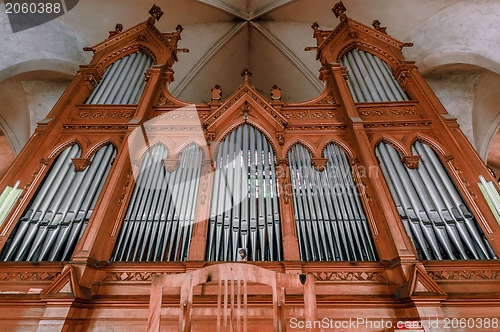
[53, 0, 463, 103]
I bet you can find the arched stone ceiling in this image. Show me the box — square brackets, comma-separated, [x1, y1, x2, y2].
[1, 0, 499, 162]
[50, 0, 465, 104]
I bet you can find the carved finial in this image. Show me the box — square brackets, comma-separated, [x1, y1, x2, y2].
[332, 1, 347, 20]
[108, 23, 124, 38]
[211, 85, 222, 101]
[372, 19, 387, 34]
[271, 85, 281, 101]
[115, 23, 123, 34]
[149, 4, 164, 22]
[176, 24, 184, 33]
[241, 67, 252, 82]
[311, 22, 319, 30]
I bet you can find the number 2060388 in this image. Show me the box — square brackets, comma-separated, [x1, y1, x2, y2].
[5, 2, 62, 14]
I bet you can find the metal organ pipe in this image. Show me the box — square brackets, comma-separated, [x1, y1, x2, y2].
[344, 52, 371, 102]
[288, 144, 377, 262]
[340, 48, 409, 102]
[414, 142, 492, 259]
[1, 144, 116, 261]
[340, 56, 365, 102]
[269, 146, 281, 261]
[376, 141, 495, 260]
[351, 49, 383, 102]
[112, 53, 143, 104]
[377, 143, 441, 260]
[206, 124, 282, 262]
[86, 52, 153, 105]
[120, 54, 150, 104]
[112, 144, 203, 262]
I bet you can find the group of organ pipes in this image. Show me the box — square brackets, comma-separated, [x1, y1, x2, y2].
[1, 3, 500, 329]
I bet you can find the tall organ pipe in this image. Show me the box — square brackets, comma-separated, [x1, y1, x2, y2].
[231, 127, 243, 261]
[351, 49, 383, 101]
[112, 53, 143, 104]
[415, 142, 491, 259]
[52, 146, 114, 261]
[112, 144, 203, 262]
[289, 150, 310, 260]
[376, 141, 495, 260]
[298, 146, 324, 260]
[86, 52, 153, 105]
[293, 146, 318, 260]
[377, 143, 441, 259]
[206, 124, 282, 261]
[60, 146, 115, 261]
[87, 57, 124, 103]
[340, 57, 365, 102]
[269, 144, 281, 261]
[2, 144, 116, 261]
[330, 144, 376, 260]
[121, 54, 150, 104]
[340, 48, 409, 102]
[386, 145, 456, 259]
[36, 147, 108, 261]
[288, 144, 377, 261]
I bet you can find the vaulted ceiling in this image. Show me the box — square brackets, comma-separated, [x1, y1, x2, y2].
[54, 0, 462, 103]
[2, 0, 500, 179]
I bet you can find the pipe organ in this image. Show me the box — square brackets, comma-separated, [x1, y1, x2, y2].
[376, 141, 496, 260]
[1, 3, 500, 331]
[288, 143, 376, 261]
[206, 124, 282, 262]
[112, 144, 203, 262]
[86, 51, 154, 105]
[340, 48, 409, 102]
[2, 144, 116, 262]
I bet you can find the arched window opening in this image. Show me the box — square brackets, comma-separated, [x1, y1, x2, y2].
[206, 124, 282, 262]
[288, 143, 377, 261]
[340, 48, 409, 103]
[376, 141, 497, 260]
[112, 144, 203, 262]
[86, 51, 154, 105]
[1, 144, 116, 261]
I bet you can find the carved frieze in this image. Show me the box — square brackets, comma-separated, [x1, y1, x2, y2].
[312, 271, 386, 282]
[103, 271, 179, 282]
[287, 125, 348, 131]
[77, 109, 135, 120]
[63, 125, 128, 131]
[282, 110, 339, 121]
[428, 269, 500, 280]
[363, 121, 431, 129]
[0, 271, 61, 282]
[358, 106, 418, 118]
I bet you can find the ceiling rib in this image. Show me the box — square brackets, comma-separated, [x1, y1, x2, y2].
[248, 0, 298, 20]
[196, 0, 247, 20]
[196, 0, 297, 21]
[250, 21, 323, 93]
[171, 21, 248, 98]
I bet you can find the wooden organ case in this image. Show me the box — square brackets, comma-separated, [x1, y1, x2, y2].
[1, 3, 500, 331]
